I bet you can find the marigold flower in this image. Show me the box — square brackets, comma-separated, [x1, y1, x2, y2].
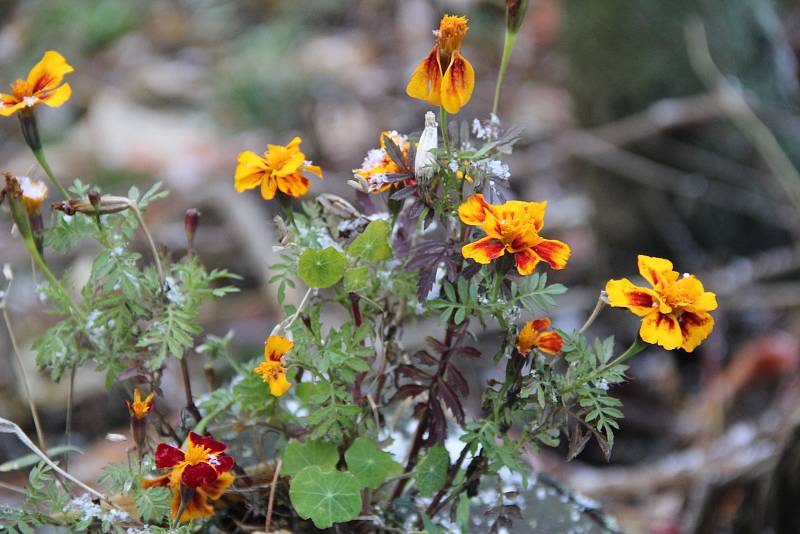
[606, 255, 718, 352]
[407, 14, 475, 114]
[18, 176, 48, 215]
[125, 388, 154, 420]
[0, 51, 73, 117]
[143, 432, 235, 521]
[354, 131, 413, 193]
[458, 194, 570, 276]
[234, 137, 322, 200]
[254, 335, 293, 397]
[516, 318, 563, 355]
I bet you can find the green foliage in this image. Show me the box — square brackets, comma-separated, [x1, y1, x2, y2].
[347, 219, 393, 261]
[289, 466, 362, 529]
[282, 439, 339, 477]
[135, 487, 172, 523]
[297, 247, 347, 288]
[344, 437, 401, 489]
[416, 445, 449, 497]
[343, 266, 369, 293]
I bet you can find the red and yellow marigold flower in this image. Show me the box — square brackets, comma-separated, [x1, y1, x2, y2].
[606, 255, 717, 352]
[125, 388, 154, 420]
[234, 137, 322, 200]
[143, 432, 235, 521]
[0, 51, 73, 117]
[516, 318, 563, 356]
[458, 194, 570, 276]
[354, 131, 414, 193]
[254, 335, 293, 397]
[406, 14, 475, 114]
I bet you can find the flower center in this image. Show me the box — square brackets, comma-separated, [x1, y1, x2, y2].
[183, 444, 211, 466]
[437, 15, 468, 56]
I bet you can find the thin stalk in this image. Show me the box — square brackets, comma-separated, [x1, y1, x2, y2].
[128, 203, 164, 284]
[2, 302, 46, 450]
[439, 107, 450, 152]
[492, 30, 518, 116]
[578, 291, 607, 334]
[265, 458, 282, 532]
[180, 356, 203, 424]
[64, 364, 76, 472]
[32, 148, 70, 200]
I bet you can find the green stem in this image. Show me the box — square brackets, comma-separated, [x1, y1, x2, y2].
[32, 148, 70, 200]
[439, 107, 450, 153]
[563, 338, 646, 395]
[492, 30, 518, 116]
[22, 235, 85, 322]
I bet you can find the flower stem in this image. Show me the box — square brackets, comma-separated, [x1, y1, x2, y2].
[31, 148, 70, 200]
[578, 291, 608, 334]
[492, 30, 519, 117]
[439, 107, 450, 153]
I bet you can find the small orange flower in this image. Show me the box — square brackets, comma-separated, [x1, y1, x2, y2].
[606, 255, 717, 352]
[143, 432, 235, 521]
[18, 176, 48, 215]
[516, 318, 563, 356]
[354, 131, 414, 193]
[234, 137, 322, 200]
[458, 194, 570, 276]
[125, 388, 154, 420]
[254, 335, 293, 397]
[0, 51, 73, 117]
[406, 14, 475, 114]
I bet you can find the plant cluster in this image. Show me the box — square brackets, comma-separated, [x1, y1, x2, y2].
[0, 3, 717, 533]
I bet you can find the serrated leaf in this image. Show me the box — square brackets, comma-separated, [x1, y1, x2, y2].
[347, 220, 392, 261]
[289, 466, 362, 529]
[135, 487, 171, 522]
[416, 445, 449, 497]
[344, 266, 369, 293]
[298, 247, 347, 288]
[344, 437, 401, 489]
[282, 439, 339, 477]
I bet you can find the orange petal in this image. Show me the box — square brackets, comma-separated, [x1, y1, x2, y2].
[141, 473, 172, 489]
[531, 239, 571, 270]
[406, 47, 442, 106]
[516, 318, 550, 354]
[679, 312, 714, 352]
[268, 368, 292, 397]
[39, 83, 71, 108]
[301, 164, 323, 178]
[514, 248, 540, 276]
[440, 52, 474, 114]
[458, 194, 494, 226]
[640, 312, 682, 351]
[175, 487, 213, 521]
[234, 151, 268, 192]
[199, 471, 234, 500]
[0, 99, 25, 117]
[260, 176, 278, 200]
[276, 173, 311, 198]
[605, 278, 662, 317]
[265, 335, 294, 362]
[27, 51, 73, 94]
[637, 255, 678, 287]
[535, 331, 564, 355]
[462, 236, 505, 264]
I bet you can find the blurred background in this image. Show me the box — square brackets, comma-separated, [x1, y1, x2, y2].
[2, 0, 800, 532]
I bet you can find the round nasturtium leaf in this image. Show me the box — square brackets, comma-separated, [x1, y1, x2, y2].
[343, 266, 369, 293]
[344, 437, 401, 489]
[289, 466, 362, 529]
[297, 247, 347, 288]
[347, 220, 392, 261]
[282, 439, 339, 477]
[415, 444, 449, 497]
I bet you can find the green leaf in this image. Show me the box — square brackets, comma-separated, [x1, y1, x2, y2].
[135, 486, 171, 522]
[0, 446, 82, 472]
[415, 445, 449, 497]
[344, 437, 401, 489]
[457, 495, 471, 532]
[282, 439, 339, 477]
[344, 266, 369, 293]
[289, 466, 362, 529]
[298, 247, 347, 288]
[347, 220, 392, 261]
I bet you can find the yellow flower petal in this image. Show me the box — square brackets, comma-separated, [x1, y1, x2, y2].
[514, 248, 540, 276]
[268, 370, 292, 397]
[679, 312, 715, 352]
[265, 335, 293, 362]
[406, 47, 442, 106]
[639, 312, 683, 351]
[276, 172, 311, 198]
[462, 236, 505, 264]
[458, 194, 493, 226]
[27, 51, 73, 94]
[39, 82, 71, 108]
[637, 255, 678, 287]
[531, 239, 571, 270]
[440, 52, 474, 114]
[605, 278, 662, 317]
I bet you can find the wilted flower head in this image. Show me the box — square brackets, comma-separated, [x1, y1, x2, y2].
[143, 432, 235, 521]
[125, 388, 154, 420]
[234, 137, 322, 200]
[0, 51, 73, 117]
[414, 111, 438, 181]
[354, 131, 413, 194]
[516, 318, 563, 356]
[18, 176, 48, 215]
[407, 14, 475, 114]
[254, 335, 293, 397]
[606, 255, 717, 352]
[459, 194, 571, 275]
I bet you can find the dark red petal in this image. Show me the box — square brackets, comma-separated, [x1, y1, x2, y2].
[154, 442, 185, 469]
[188, 431, 227, 453]
[181, 462, 218, 488]
[212, 454, 234, 474]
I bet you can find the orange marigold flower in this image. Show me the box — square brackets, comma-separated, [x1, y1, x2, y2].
[18, 176, 48, 215]
[254, 335, 293, 397]
[234, 136, 322, 200]
[458, 194, 571, 276]
[406, 14, 475, 114]
[606, 255, 718, 352]
[125, 388, 154, 420]
[354, 131, 414, 193]
[516, 318, 563, 356]
[0, 51, 73, 117]
[143, 432, 235, 521]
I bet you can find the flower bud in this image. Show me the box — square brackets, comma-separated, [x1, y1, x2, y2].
[3, 173, 34, 242]
[17, 108, 42, 152]
[506, 0, 530, 34]
[53, 195, 129, 216]
[88, 189, 101, 210]
[414, 111, 438, 181]
[18, 177, 48, 215]
[184, 208, 200, 251]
